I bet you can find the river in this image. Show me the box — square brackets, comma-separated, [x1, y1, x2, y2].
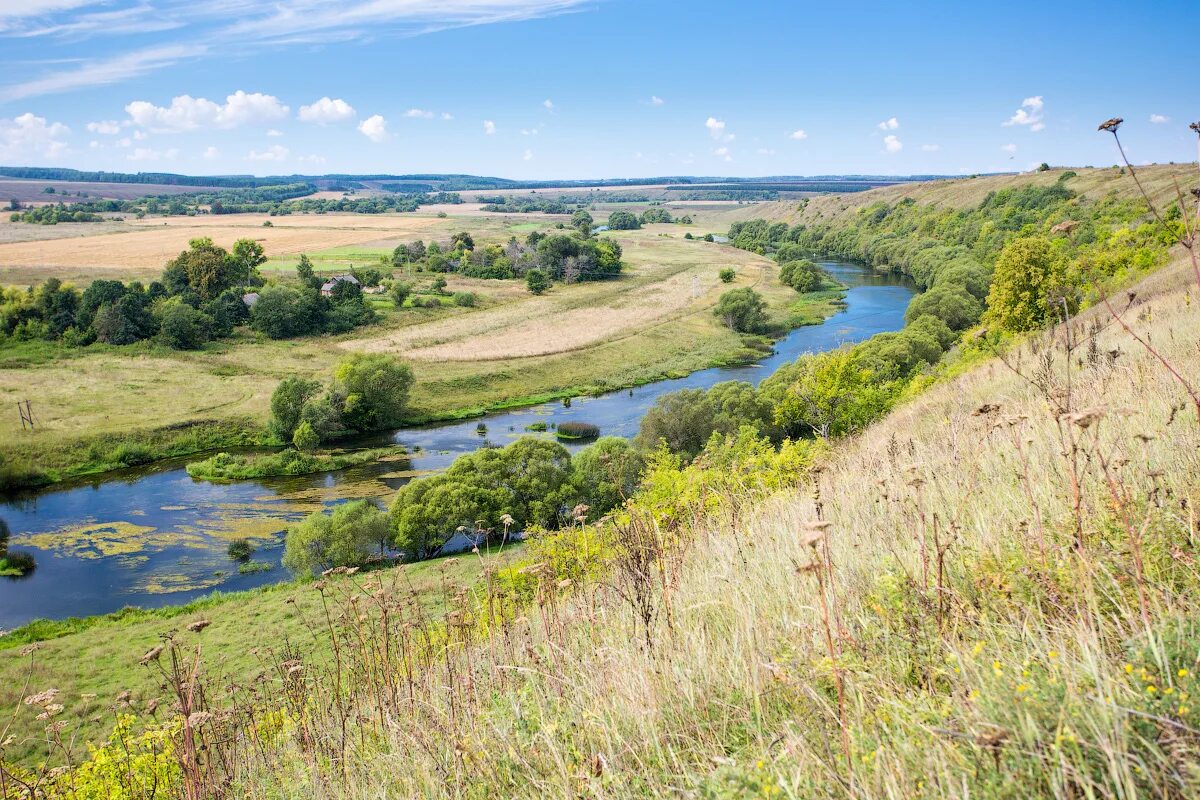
[0, 260, 912, 629]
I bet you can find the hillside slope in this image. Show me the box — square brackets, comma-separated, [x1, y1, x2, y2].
[220, 259, 1198, 796]
[719, 164, 1195, 228]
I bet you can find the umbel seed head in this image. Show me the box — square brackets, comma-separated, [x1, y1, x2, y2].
[1098, 117, 1123, 133]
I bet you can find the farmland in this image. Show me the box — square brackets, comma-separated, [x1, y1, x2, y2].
[0, 202, 823, 482]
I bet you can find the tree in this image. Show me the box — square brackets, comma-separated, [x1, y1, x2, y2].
[390, 281, 412, 307]
[635, 381, 777, 461]
[293, 421, 320, 452]
[333, 353, 414, 433]
[250, 286, 322, 339]
[230, 238, 267, 285]
[572, 209, 594, 235]
[451, 231, 475, 250]
[526, 269, 551, 295]
[157, 300, 213, 350]
[296, 254, 321, 290]
[779, 259, 828, 292]
[269, 376, 322, 439]
[714, 287, 768, 333]
[92, 295, 156, 344]
[165, 237, 237, 301]
[769, 349, 895, 438]
[985, 236, 1071, 332]
[282, 500, 388, 575]
[719, 268, 735, 283]
[904, 283, 983, 331]
[607, 210, 641, 230]
[571, 438, 644, 517]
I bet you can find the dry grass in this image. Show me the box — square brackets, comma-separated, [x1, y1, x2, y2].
[219, 253, 1199, 798]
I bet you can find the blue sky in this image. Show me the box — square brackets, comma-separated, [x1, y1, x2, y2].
[0, 0, 1195, 179]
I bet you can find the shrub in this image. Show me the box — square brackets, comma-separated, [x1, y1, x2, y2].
[292, 421, 320, 452]
[571, 437, 644, 516]
[390, 281, 412, 307]
[714, 288, 768, 333]
[526, 269, 551, 295]
[718, 268, 735, 283]
[985, 235, 1072, 331]
[607, 210, 641, 230]
[778, 259, 829, 292]
[269, 376, 322, 440]
[332, 353, 415, 433]
[904, 283, 983, 331]
[525, 421, 549, 432]
[452, 291, 476, 307]
[227, 538, 254, 562]
[282, 500, 390, 575]
[556, 421, 600, 440]
[157, 300, 213, 350]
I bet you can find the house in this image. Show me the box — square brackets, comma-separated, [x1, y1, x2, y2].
[320, 274, 360, 296]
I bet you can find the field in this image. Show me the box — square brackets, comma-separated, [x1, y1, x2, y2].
[0, 203, 816, 482]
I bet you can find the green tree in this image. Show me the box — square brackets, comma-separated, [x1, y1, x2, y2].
[451, 231, 475, 250]
[571, 437, 644, 516]
[230, 238, 267, 285]
[904, 283, 984, 331]
[390, 281, 412, 308]
[292, 420, 320, 452]
[768, 349, 896, 438]
[779, 259, 827, 292]
[165, 237, 237, 301]
[714, 287, 768, 333]
[572, 209, 594, 235]
[296, 254, 321, 290]
[526, 269, 551, 295]
[157, 300, 213, 350]
[249, 286, 323, 339]
[718, 268, 735, 283]
[985, 236, 1071, 331]
[269, 376, 322, 440]
[333, 353, 414, 433]
[635, 381, 777, 461]
[282, 500, 389, 575]
[607, 210, 641, 230]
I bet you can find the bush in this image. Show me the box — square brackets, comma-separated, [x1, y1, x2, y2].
[227, 538, 254, 562]
[526, 269, 551, 295]
[904, 283, 983, 331]
[283, 500, 390, 575]
[250, 286, 321, 339]
[719, 268, 735, 283]
[157, 300, 213, 350]
[556, 421, 600, 440]
[607, 210, 641, 230]
[635, 382, 777, 461]
[390, 281, 412, 307]
[293, 421, 320, 452]
[985, 236, 1072, 332]
[452, 291, 476, 307]
[778, 259, 829, 293]
[269, 376, 322, 440]
[570, 437, 644, 516]
[714, 288, 768, 333]
[332, 353, 415, 433]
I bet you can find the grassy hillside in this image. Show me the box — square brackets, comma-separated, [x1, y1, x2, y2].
[725, 164, 1196, 228]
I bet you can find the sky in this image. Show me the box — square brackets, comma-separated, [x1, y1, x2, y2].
[0, 0, 1195, 179]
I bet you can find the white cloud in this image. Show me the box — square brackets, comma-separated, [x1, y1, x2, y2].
[132, 129, 147, 140]
[483, 119, 496, 135]
[404, 108, 435, 119]
[789, 128, 808, 141]
[523, 148, 533, 161]
[883, 134, 902, 153]
[705, 116, 726, 139]
[877, 116, 899, 131]
[298, 96, 355, 124]
[649, 95, 664, 106]
[0, 112, 70, 161]
[920, 143, 941, 152]
[297, 153, 327, 165]
[128, 146, 179, 161]
[521, 127, 539, 136]
[712, 146, 732, 162]
[0, 44, 206, 103]
[440, 112, 454, 120]
[86, 120, 122, 135]
[266, 128, 284, 137]
[126, 90, 288, 132]
[1004, 96, 1045, 131]
[203, 146, 219, 160]
[358, 114, 388, 142]
[1001, 143, 1017, 153]
[247, 144, 289, 161]
[543, 99, 554, 110]
[1150, 113, 1170, 124]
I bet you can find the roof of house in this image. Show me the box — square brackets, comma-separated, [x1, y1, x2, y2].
[320, 273, 361, 292]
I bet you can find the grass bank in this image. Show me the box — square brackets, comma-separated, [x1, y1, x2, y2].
[184, 446, 405, 482]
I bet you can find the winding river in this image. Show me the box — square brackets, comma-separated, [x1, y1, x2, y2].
[0, 260, 913, 629]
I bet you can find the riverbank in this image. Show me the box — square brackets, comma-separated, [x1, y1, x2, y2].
[0, 277, 844, 491]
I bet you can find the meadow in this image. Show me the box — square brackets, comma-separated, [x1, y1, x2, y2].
[0, 204, 813, 483]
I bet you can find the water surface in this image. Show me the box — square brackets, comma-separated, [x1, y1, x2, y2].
[0, 260, 912, 628]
